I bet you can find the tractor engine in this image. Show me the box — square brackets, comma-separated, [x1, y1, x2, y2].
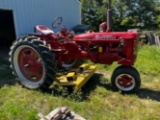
[74, 30, 139, 66]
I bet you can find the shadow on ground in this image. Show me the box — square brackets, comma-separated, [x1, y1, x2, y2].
[0, 56, 16, 88]
[44, 73, 112, 101]
[82, 73, 112, 94]
[42, 72, 160, 102]
[138, 88, 160, 102]
[0, 46, 10, 60]
[0, 78, 16, 88]
[1, 57, 160, 102]
[87, 74, 160, 102]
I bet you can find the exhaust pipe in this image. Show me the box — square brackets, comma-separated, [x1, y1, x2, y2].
[107, 0, 112, 31]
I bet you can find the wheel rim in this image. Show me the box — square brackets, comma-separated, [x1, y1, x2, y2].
[13, 45, 45, 84]
[115, 74, 135, 91]
[61, 59, 77, 68]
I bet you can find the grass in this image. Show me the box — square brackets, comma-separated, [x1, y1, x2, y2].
[135, 45, 160, 75]
[1, 46, 160, 120]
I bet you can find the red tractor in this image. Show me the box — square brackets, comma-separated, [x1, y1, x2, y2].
[9, 16, 141, 93]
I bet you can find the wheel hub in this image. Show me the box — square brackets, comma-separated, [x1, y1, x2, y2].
[116, 74, 135, 91]
[16, 47, 44, 82]
[118, 75, 133, 87]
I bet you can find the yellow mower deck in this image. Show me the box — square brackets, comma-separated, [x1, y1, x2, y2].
[56, 64, 97, 90]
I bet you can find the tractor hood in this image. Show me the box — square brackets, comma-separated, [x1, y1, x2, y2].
[74, 31, 138, 42]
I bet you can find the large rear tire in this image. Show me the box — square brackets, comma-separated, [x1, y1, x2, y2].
[9, 36, 56, 89]
[111, 66, 141, 94]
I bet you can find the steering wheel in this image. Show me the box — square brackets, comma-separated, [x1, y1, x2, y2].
[52, 17, 63, 29]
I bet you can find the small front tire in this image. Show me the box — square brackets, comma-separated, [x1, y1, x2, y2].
[111, 66, 141, 94]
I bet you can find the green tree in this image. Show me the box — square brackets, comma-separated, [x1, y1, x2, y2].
[154, 0, 160, 29]
[81, 0, 160, 31]
[120, 0, 160, 28]
[81, 0, 105, 31]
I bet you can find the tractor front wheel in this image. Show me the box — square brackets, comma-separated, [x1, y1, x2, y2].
[9, 36, 56, 89]
[111, 66, 141, 94]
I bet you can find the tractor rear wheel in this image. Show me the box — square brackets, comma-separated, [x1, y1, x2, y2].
[111, 66, 141, 94]
[9, 36, 56, 89]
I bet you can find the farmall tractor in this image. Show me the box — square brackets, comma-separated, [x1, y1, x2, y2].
[9, 2, 141, 94]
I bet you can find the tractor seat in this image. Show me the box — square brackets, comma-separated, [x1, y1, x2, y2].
[36, 25, 54, 35]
